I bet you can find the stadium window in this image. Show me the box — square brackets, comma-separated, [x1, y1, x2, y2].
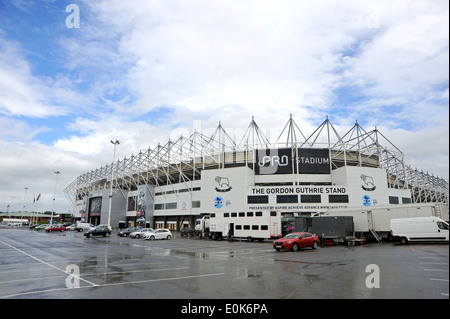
[277, 195, 298, 204]
[255, 211, 263, 217]
[239, 212, 245, 217]
[270, 211, 277, 217]
[247, 195, 269, 204]
[247, 212, 254, 217]
[402, 197, 412, 204]
[328, 195, 349, 203]
[154, 203, 164, 210]
[166, 202, 178, 209]
[261, 225, 268, 230]
[300, 195, 321, 203]
[231, 212, 237, 217]
[389, 196, 399, 204]
[210, 213, 215, 218]
[252, 225, 259, 230]
[243, 225, 250, 230]
[236, 225, 242, 230]
[224, 213, 229, 218]
[192, 200, 201, 208]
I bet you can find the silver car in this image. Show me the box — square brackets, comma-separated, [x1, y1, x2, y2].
[144, 229, 172, 240]
[130, 228, 154, 238]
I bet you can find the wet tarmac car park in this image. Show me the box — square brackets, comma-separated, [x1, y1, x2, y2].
[0, 227, 448, 299]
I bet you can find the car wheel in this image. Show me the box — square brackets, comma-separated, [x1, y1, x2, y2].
[400, 237, 408, 245]
[88, 233, 93, 238]
[312, 241, 318, 249]
[166, 235, 172, 240]
[150, 236, 155, 240]
[275, 248, 281, 252]
[48, 229, 52, 232]
[292, 243, 298, 252]
[136, 234, 140, 238]
[106, 232, 110, 237]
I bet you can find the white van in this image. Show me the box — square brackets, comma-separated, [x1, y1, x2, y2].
[390, 217, 449, 244]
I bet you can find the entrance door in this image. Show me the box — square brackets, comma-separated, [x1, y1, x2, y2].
[89, 216, 100, 226]
[227, 223, 234, 238]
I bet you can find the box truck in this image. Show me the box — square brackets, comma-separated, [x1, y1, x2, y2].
[319, 203, 447, 241]
[390, 217, 449, 244]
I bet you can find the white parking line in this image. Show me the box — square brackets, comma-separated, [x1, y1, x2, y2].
[430, 278, 449, 282]
[0, 240, 98, 287]
[0, 272, 225, 299]
[0, 267, 189, 286]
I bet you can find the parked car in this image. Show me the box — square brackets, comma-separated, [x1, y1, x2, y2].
[76, 223, 95, 232]
[130, 228, 154, 238]
[66, 224, 77, 231]
[273, 232, 319, 251]
[45, 224, 67, 232]
[84, 225, 112, 238]
[118, 227, 139, 237]
[180, 227, 196, 237]
[34, 224, 47, 231]
[144, 229, 172, 240]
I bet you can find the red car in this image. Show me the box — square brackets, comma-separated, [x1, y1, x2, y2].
[273, 232, 319, 251]
[45, 224, 67, 232]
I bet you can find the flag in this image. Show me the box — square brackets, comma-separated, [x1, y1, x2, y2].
[36, 193, 41, 201]
[33, 196, 35, 204]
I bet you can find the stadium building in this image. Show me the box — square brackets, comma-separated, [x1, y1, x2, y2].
[64, 116, 449, 230]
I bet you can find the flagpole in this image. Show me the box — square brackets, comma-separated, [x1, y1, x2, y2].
[22, 187, 28, 223]
[51, 171, 60, 225]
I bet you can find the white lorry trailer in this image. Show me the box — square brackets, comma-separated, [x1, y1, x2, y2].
[318, 203, 448, 241]
[391, 217, 449, 244]
[195, 210, 282, 241]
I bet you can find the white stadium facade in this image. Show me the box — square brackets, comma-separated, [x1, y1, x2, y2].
[64, 116, 449, 230]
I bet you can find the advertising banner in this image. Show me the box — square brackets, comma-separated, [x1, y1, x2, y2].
[255, 148, 330, 175]
[255, 148, 294, 175]
[88, 197, 102, 217]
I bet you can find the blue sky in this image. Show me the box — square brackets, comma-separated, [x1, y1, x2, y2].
[0, 0, 448, 213]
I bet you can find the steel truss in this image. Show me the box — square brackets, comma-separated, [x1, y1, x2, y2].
[64, 116, 449, 207]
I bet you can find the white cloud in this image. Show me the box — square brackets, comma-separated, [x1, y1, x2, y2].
[0, 38, 91, 118]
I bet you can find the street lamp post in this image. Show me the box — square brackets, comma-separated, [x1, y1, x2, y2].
[50, 171, 60, 225]
[108, 140, 120, 228]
